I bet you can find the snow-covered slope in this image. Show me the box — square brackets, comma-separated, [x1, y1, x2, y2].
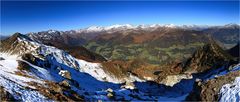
[6, 34, 138, 83]
[0, 53, 51, 101]
[219, 77, 240, 102]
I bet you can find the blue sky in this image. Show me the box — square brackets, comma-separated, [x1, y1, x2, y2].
[1, 1, 239, 35]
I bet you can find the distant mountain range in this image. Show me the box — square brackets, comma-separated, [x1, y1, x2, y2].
[27, 23, 239, 33]
[27, 23, 239, 43]
[27, 23, 239, 64]
[0, 24, 239, 101]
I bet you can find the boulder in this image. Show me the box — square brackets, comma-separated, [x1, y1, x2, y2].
[59, 80, 70, 87]
[59, 70, 71, 79]
[121, 81, 135, 90]
[160, 74, 193, 86]
[106, 88, 115, 99]
[107, 93, 114, 98]
[0, 57, 5, 60]
[106, 88, 113, 93]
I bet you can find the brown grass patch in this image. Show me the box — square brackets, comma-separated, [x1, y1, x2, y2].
[27, 80, 84, 101]
[14, 71, 33, 78]
[101, 60, 129, 79]
[102, 58, 184, 83]
[17, 61, 30, 71]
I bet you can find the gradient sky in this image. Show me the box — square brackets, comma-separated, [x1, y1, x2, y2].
[1, 1, 239, 35]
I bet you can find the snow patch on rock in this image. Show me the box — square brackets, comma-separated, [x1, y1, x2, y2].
[219, 77, 240, 102]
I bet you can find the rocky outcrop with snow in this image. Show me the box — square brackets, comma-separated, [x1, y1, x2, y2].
[0, 53, 51, 101]
[186, 64, 240, 101]
[1, 33, 141, 83]
[219, 77, 240, 102]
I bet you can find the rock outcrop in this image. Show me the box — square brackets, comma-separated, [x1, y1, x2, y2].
[0, 86, 16, 101]
[183, 41, 233, 74]
[59, 70, 71, 79]
[186, 70, 240, 101]
[160, 74, 192, 86]
[121, 81, 135, 89]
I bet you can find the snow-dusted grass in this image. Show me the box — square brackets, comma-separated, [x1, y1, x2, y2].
[20, 60, 56, 81]
[0, 53, 50, 101]
[0, 53, 43, 87]
[0, 76, 51, 102]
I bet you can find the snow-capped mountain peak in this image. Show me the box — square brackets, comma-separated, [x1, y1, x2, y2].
[149, 24, 161, 28]
[163, 24, 176, 28]
[86, 26, 104, 32]
[223, 23, 240, 29]
[26, 23, 240, 37]
[105, 24, 135, 30]
[47, 29, 58, 33]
